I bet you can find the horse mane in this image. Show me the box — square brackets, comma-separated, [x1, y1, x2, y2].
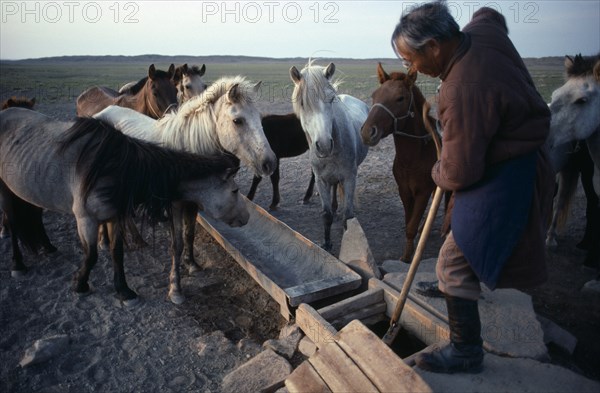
[565, 53, 600, 78]
[59, 117, 239, 224]
[292, 59, 342, 114]
[156, 75, 254, 153]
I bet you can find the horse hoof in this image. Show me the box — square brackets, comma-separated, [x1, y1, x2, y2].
[11, 270, 27, 278]
[122, 297, 140, 308]
[321, 242, 333, 253]
[268, 205, 279, 211]
[168, 291, 185, 305]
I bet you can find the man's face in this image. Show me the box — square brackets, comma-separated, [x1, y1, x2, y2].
[395, 38, 442, 78]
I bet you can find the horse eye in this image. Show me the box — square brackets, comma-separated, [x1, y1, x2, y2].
[574, 97, 588, 105]
[397, 96, 405, 102]
[232, 188, 239, 194]
[185, 84, 191, 90]
[233, 118, 244, 125]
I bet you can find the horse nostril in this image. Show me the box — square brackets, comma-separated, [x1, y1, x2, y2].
[370, 126, 378, 139]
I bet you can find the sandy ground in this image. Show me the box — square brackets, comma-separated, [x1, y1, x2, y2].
[1, 100, 599, 392]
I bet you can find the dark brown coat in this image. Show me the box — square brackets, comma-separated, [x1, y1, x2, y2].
[432, 8, 554, 289]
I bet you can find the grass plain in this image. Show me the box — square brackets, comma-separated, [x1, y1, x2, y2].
[0, 56, 565, 108]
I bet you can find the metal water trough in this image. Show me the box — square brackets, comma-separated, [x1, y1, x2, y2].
[196, 198, 362, 319]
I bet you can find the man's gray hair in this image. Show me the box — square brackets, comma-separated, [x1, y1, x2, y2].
[391, 1, 461, 55]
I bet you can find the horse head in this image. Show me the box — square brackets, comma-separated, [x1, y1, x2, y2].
[548, 54, 600, 148]
[174, 64, 208, 103]
[145, 64, 178, 117]
[181, 162, 249, 228]
[361, 63, 417, 146]
[209, 77, 277, 177]
[290, 61, 338, 158]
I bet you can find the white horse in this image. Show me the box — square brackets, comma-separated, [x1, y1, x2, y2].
[289, 61, 369, 251]
[0, 108, 248, 304]
[546, 54, 600, 268]
[94, 76, 277, 304]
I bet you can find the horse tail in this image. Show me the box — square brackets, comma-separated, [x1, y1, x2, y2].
[555, 166, 580, 232]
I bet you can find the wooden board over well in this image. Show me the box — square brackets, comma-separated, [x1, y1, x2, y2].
[286, 319, 432, 393]
[197, 198, 362, 317]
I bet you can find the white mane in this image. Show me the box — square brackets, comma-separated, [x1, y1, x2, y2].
[157, 75, 254, 154]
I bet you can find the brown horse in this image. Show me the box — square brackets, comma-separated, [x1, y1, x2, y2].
[247, 113, 315, 209]
[361, 63, 438, 262]
[1, 96, 36, 109]
[76, 64, 177, 119]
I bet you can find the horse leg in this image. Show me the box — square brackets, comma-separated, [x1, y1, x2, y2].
[106, 221, 137, 302]
[30, 207, 57, 254]
[396, 185, 415, 263]
[316, 178, 334, 252]
[303, 171, 316, 204]
[404, 191, 432, 263]
[168, 202, 186, 304]
[182, 201, 201, 274]
[127, 218, 148, 249]
[270, 160, 281, 210]
[73, 217, 100, 294]
[247, 175, 262, 201]
[98, 223, 110, 250]
[3, 203, 26, 275]
[0, 211, 9, 238]
[577, 148, 599, 250]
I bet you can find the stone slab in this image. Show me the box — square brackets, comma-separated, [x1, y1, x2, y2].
[221, 349, 292, 393]
[383, 271, 548, 360]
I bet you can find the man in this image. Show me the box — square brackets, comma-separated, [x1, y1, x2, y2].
[391, 1, 554, 373]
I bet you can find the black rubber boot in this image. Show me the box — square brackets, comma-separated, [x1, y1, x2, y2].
[415, 295, 484, 373]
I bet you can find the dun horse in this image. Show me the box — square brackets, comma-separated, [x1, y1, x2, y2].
[93, 76, 277, 303]
[361, 63, 437, 262]
[0, 108, 249, 304]
[247, 113, 315, 209]
[547, 53, 600, 268]
[76, 64, 177, 119]
[173, 64, 208, 104]
[290, 61, 369, 251]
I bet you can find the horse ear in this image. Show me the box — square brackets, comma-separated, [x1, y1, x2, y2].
[253, 81, 262, 94]
[325, 63, 336, 80]
[290, 66, 302, 85]
[225, 166, 240, 180]
[564, 56, 574, 72]
[168, 64, 175, 79]
[199, 64, 207, 76]
[376, 62, 390, 84]
[227, 83, 241, 103]
[148, 64, 156, 80]
[593, 59, 600, 83]
[407, 67, 418, 85]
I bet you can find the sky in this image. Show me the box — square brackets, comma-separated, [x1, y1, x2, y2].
[0, 0, 599, 60]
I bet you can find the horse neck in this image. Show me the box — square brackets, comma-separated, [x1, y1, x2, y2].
[405, 85, 429, 138]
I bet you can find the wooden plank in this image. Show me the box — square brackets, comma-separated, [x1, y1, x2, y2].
[285, 274, 362, 307]
[336, 320, 433, 393]
[329, 302, 387, 330]
[308, 341, 379, 393]
[295, 303, 338, 349]
[318, 288, 384, 320]
[285, 361, 332, 393]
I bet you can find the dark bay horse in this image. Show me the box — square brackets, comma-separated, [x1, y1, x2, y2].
[0, 108, 248, 304]
[361, 63, 438, 262]
[76, 64, 177, 119]
[247, 113, 315, 209]
[1, 96, 36, 109]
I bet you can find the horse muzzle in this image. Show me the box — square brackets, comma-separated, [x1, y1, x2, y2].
[314, 138, 334, 158]
[361, 125, 382, 146]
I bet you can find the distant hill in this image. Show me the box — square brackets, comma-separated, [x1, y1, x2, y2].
[0, 54, 400, 65]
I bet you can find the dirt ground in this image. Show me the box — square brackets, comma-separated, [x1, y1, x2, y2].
[0, 101, 599, 392]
